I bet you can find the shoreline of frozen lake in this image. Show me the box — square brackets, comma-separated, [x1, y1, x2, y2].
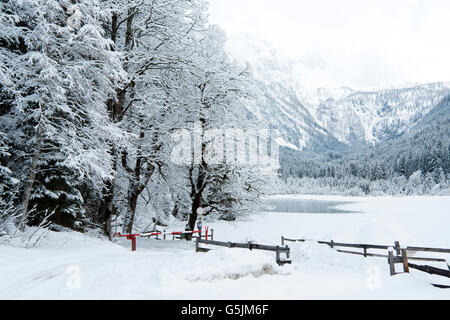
[264, 198, 360, 214]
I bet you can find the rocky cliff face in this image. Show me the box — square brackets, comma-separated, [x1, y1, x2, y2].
[230, 35, 450, 152]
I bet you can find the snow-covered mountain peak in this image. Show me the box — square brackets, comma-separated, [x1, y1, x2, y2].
[227, 35, 450, 151]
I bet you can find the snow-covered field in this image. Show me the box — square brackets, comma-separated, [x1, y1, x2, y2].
[1, 195, 449, 299]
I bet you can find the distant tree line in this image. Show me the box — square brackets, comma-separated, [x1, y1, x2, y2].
[279, 96, 450, 195]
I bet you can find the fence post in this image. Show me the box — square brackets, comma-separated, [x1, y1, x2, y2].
[210, 229, 214, 241]
[363, 247, 368, 257]
[131, 235, 137, 252]
[330, 240, 334, 249]
[281, 236, 285, 246]
[394, 241, 401, 256]
[195, 236, 200, 252]
[163, 230, 166, 240]
[388, 249, 396, 276]
[401, 249, 410, 273]
[276, 246, 280, 265]
[285, 245, 290, 259]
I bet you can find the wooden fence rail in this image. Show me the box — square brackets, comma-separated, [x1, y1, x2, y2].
[408, 263, 450, 278]
[196, 238, 292, 266]
[282, 236, 450, 287]
[115, 228, 214, 251]
[281, 237, 448, 263]
[167, 228, 214, 241]
[406, 246, 450, 254]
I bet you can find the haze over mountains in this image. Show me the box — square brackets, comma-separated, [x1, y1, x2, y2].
[229, 34, 450, 154]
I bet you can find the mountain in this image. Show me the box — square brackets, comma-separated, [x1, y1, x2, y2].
[336, 95, 450, 179]
[228, 34, 450, 153]
[313, 83, 450, 146]
[230, 35, 349, 153]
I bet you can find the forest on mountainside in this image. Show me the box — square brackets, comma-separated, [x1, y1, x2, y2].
[279, 96, 450, 196]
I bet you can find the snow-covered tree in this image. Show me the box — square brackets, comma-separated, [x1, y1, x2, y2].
[1, 0, 279, 237]
[0, 0, 126, 231]
[97, 0, 209, 234]
[160, 26, 277, 231]
[0, 131, 18, 235]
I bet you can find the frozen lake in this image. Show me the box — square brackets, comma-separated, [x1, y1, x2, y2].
[265, 198, 359, 214]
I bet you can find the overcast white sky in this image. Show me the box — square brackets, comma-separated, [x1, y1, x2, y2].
[208, 0, 450, 90]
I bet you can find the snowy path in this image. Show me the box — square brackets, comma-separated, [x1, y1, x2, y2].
[0, 195, 449, 299]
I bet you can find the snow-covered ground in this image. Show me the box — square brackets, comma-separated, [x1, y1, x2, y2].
[1, 195, 449, 299]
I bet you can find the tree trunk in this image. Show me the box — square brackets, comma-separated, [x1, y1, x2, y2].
[123, 190, 139, 234]
[122, 124, 157, 234]
[100, 180, 115, 239]
[20, 118, 43, 231]
[187, 118, 207, 234]
[188, 194, 202, 232]
[97, 143, 118, 239]
[171, 200, 180, 218]
[97, 8, 137, 238]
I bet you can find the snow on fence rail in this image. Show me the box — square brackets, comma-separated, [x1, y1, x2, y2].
[114, 227, 214, 251]
[387, 248, 450, 288]
[195, 237, 292, 266]
[281, 237, 448, 262]
[282, 236, 450, 287]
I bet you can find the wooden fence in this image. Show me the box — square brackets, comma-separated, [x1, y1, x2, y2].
[115, 228, 214, 251]
[195, 237, 292, 266]
[281, 237, 449, 262]
[157, 228, 214, 241]
[281, 236, 450, 287]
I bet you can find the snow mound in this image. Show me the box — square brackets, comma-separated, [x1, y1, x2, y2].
[187, 263, 281, 282]
[290, 241, 376, 272]
[182, 248, 289, 282]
